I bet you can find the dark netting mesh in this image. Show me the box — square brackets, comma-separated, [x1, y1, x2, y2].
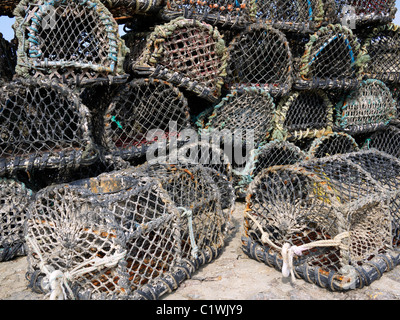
[325, 0, 396, 26]
[272, 89, 334, 141]
[243, 151, 400, 291]
[0, 0, 18, 17]
[101, 78, 191, 160]
[295, 24, 368, 90]
[101, 0, 164, 20]
[251, 0, 324, 32]
[335, 79, 397, 135]
[161, 0, 251, 27]
[361, 23, 400, 83]
[130, 17, 227, 102]
[0, 33, 17, 82]
[307, 132, 360, 158]
[235, 140, 306, 196]
[201, 87, 276, 146]
[0, 79, 98, 176]
[14, 0, 129, 86]
[364, 125, 400, 159]
[0, 178, 34, 262]
[226, 24, 293, 95]
[123, 30, 151, 73]
[25, 164, 227, 299]
[390, 84, 400, 120]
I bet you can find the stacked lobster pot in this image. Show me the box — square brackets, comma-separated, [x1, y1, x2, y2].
[0, 0, 400, 298]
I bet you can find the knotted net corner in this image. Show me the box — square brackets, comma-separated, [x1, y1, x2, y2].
[235, 140, 306, 196]
[102, 78, 191, 161]
[295, 24, 368, 90]
[335, 79, 397, 135]
[131, 17, 228, 102]
[251, 0, 324, 32]
[307, 132, 360, 159]
[364, 125, 400, 159]
[161, 0, 252, 27]
[201, 87, 276, 146]
[0, 178, 34, 262]
[271, 89, 334, 141]
[13, 0, 129, 86]
[324, 0, 396, 26]
[0, 79, 98, 176]
[361, 23, 400, 84]
[226, 24, 293, 96]
[243, 153, 399, 291]
[26, 164, 227, 299]
[0, 33, 17, 82]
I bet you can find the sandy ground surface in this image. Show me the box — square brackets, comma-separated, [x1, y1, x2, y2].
[1, 202, 400, 300]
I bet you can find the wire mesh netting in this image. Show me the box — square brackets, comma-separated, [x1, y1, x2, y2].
[0, 79, 98, 176]
[161, 0, 252, 27]
[0, 33, 17, 82]
[307, 132, 360, 158]
[361, 23, 400, 84]
[295, 24, 368, 90]
[334, 79, 397, 135]
[129, 17, 227, 102]
[251, 0, 325, 32]
[101, 78, 191, 161]
[364, 125, 400, 159]
[243, 150, 400, 291]
[0, 178, 34, 262]
[226, 24, 293, 95]
[14, 0, 129, 86]
[272, 89, 334, 141]
[25, 163, 228, 299]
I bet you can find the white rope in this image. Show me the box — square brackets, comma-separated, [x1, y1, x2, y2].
[26, 235, 127, 300]
[177, 206, 199, 259]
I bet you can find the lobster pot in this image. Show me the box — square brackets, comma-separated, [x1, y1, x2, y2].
[102, 78, 191, 160]
[226, 24, 292, 96]
[361, 24, 400, 84]
[161, 0, 251, 28]
[14, 0, 129, 87]
[335, 79, 396, 135]
[0, 34, 16, 82]
[236, 140, 306, 196]
[243, 158, 398, 291]
[202, 87, 276, 147]
[307, 132, 359, 159]
[272, 89, 334, 141]
[0, 178, 34, 262]
[365, 125, 400, 159]
[0, 0, 18, 17]
[325, 0, 396, 26]
[253, 0, 324, 32]
[26, 164, 227, 300]
[101, 0, 164, 20]
[130, 17, 227, 102]
[295, 24, 367, 90]
[0, 80, 97, 176]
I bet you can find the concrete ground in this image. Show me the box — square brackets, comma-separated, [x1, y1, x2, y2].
[1, 202, 400, 300]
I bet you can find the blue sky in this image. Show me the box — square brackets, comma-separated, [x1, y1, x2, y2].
[0, 1, 400, 41]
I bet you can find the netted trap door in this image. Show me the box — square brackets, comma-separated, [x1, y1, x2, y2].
[307, 132, 359, 159]
[161, 0, 252, 27]
[0, 178, 34, 262]
[103, 78, 191, 160]
[131, 163, 227, 260]
[133, 17, 227, 102]
[272, 89, 334, 141]
[0, 34, 17, 82]
[325, 0, 396, 26]
[226, 24, 292, 95]
[0, 80, 97, 176]
[252, 0, 324, 32]
[299, 156, 384, 203]
[14, 0, 129, 86]
[203, 87, 276, 145]
[295, 24, 367, 90]
[335, 79, 397, 135]
[361, 23, 400, 84]
[26, 172, 184, 300]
